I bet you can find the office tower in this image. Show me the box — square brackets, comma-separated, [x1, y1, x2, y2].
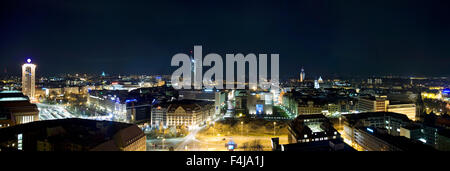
[21, 58, 36, 101]
[190, 49, 201, 89]
[358, 96, 389, 112]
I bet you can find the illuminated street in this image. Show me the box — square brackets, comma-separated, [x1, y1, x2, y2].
[37, 103, 77, 120]
[37, 103, 113, 121]
[146, 116, 290, 151]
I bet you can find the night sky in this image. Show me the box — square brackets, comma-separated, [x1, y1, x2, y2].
[1, 0, 449, 78]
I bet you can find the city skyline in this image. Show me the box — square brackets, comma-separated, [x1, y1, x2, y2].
[1, 0, 450, 77]
[1, 0, 450, 155]
[1, 57, 449, 79]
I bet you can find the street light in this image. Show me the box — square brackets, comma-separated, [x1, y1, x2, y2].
[273, 122, 276, 136]
[241, 121, 244, 137]
[212, 122, 215, 136]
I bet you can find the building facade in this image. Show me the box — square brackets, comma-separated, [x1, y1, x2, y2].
[151, 100, 214, 128]
[354, 127, 435, 151]
[87, 90, 129, 122]
[288, 114, 341, 144]
[343, 112, 411, 143]
[358, 96, 389, 112]
[0, 90, 39, 128]
[21, 59, 36, 101]
[388, 103, 417, 121]
[0, 118, 146, 151]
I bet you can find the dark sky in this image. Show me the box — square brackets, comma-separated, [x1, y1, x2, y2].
[1, 0, 449, 78]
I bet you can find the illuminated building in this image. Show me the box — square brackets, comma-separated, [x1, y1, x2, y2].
[326, 103, 339, 114]
[189, 49, 202, 89]
[318, 76, 323, 83]
[281, 92, 298, 115]
[151, 100, 214, 128]
[299, 67, 305, 82]
[214, 91, 226, 115]
[387, 103, 417, 121]
[247, 91, 273, 115]
[21, 58, 36, 101]
[358, 96, 389, 112]
[287, 114, 341, 144]
[367, 78, 382, 85]
[166, 100, 214, 128]
[298, 101, 323, 115]
[178, 90, 215, 101]
[272, 138, 356, 151]
[343, 112, 411, 140]
[421, 92, 442, 100]
[63, 87, 80, 94]
[314, 80, 320, 89]
[151, 103, 169, 128]
[0, 118, 146, 151]
[127, 103, 151, 124]
[353, 127, 435, 151]
[0, 90, 39, 128]
[87, 90, 129, 122]
[400, 123, 439, 148]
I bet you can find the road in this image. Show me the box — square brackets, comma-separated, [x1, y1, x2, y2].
[36, 103, 113, 121]
[37, 103, 77, 120]
[175, 125, 205, 151]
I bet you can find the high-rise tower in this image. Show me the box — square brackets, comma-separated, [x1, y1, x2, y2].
[22, 58, 36, 101]
[299, 67, 305, 82]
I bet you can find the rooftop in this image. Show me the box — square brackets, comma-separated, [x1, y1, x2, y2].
[0, 118, 144, 151]
[359, 127, 436, 151]
[0, 97, 29, 102]
[281, 139, 356, 151]
[344, 112, 411, 123]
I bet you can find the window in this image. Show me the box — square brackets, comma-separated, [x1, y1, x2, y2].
[18, 134, 23, 150]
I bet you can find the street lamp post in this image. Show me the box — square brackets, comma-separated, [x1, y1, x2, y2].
[273, 122, 276, 136]
[241, 121, 243, 137]
[212, 123, 215, 136]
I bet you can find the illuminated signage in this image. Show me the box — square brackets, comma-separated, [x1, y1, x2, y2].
[443, 89, 450, 94]
[125, 99, 137, 103]
[256, 104, 263, 114]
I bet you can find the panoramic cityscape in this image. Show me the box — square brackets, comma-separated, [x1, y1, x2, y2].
[1, 57, 449, 151]
[1, 0, 450, 154]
